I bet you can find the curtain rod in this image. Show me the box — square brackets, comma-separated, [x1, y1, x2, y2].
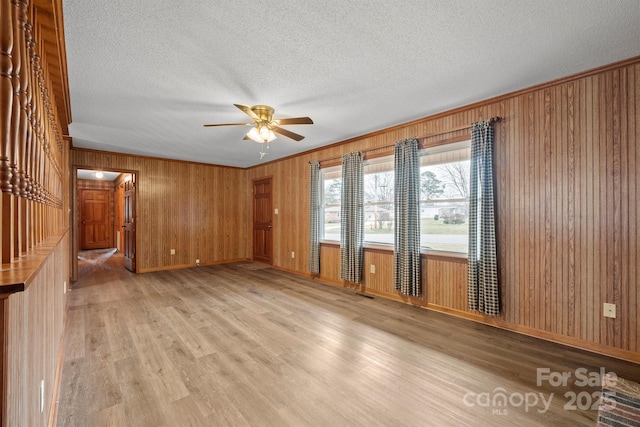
[311, 116, 502, 165]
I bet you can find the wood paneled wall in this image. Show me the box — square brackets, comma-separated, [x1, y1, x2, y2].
[248, 57, 640, 363]
[70, 151, 250, 272]
[77, 178, 116, 191]
[4, 233, 68, 427]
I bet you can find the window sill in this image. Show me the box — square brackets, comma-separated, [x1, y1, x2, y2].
[365, 242, 393, 251]
[319, 240, 468, 262]
[421, 249, 468, 263]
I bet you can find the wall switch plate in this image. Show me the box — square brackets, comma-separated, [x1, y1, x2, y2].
[170, 249, 176, 255]
[195, 259, 200, 265]
[275, 208, 279, 214]
[63, 281, 67, 294]
[370, 265, 375, 274]
[291, 251, 295, 258]
[603, 303, 616, 318]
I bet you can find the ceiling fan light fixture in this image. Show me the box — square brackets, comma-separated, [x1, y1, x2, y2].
[266, 129, 276, 143]
[247, 125, 276, 143]
[206, 104, 311, 143]
[259, 125, 270, 140]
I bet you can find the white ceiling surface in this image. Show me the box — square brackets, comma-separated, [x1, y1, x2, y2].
[63, 1, 640, 168]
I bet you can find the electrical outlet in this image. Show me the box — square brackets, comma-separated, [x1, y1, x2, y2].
[170, 249, 175, 255]
[603, 303, 616, 318]
[370, 265, 375, 274]
[275, 208, 279, 214]
[195, 259, 200, 265]
[291, 251, 295, 258]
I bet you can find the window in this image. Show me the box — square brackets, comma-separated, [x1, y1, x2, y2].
[321, 157, 397, 244]
[363, 156, 394, 245]
[321, 166, 341, 241]
[419, 141, 470, 253]
[320, 140, 470, 253]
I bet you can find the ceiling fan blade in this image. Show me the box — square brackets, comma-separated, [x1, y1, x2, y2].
[273, 126, 305, 141]
[234, 104, 260, 121]
[274, 117, 313, 125]
[203, 122, 250, 127]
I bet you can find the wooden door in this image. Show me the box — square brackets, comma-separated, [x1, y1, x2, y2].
[123, 176, 136, 272]
[253, 178, 273, 264]
[79, 189, 111, 249]
[114, 182, 125, 252]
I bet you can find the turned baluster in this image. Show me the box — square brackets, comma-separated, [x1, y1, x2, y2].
[9, 0, 23, 196]
[16, 0, 29, 198]
[32, 52, 42, 203]
[1, 0, 15, 194]
[24, 18, 33, 200]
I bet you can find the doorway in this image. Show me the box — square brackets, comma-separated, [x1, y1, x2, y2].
[252, 177, 273, 264]
[72, 168, 137, 281]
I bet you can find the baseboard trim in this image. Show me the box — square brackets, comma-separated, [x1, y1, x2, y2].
[424, 303, 640, 365]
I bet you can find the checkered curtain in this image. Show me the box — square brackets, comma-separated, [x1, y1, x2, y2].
[308, 161, 321, 275]
[340, 152, 364, 283]
[394, 138, 421, 296]
[468, 121, 499, 315]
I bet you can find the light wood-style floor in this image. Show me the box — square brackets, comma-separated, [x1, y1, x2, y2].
[56, 250, 640, 426]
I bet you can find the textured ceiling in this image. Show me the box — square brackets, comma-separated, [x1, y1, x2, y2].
[63, 1, 640, 168]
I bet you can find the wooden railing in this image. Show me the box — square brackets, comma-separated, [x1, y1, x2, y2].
[1, 0, 67, 266]
[1, 0, 70, 425]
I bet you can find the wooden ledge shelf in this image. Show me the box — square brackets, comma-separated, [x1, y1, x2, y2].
[0, 229, 69, 296]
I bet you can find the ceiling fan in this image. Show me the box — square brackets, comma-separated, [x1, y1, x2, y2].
[204, 104, 313, 143]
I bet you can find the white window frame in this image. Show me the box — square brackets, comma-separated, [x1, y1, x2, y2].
[419, 140, 471, 254]
[320, 166, 342, 242]
[363, 155, 395, 246]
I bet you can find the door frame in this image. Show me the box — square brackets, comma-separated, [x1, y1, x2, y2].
[71, 166, 139, 281]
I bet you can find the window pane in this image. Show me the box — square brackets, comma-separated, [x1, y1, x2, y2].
[419, 144, 470, 253]
[364, 158, 394, 245]
[323, 205, 341, 241]
[321, 172, 341, 241]
[319, 142, 470, 253]
[421, 200, 469, 252]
